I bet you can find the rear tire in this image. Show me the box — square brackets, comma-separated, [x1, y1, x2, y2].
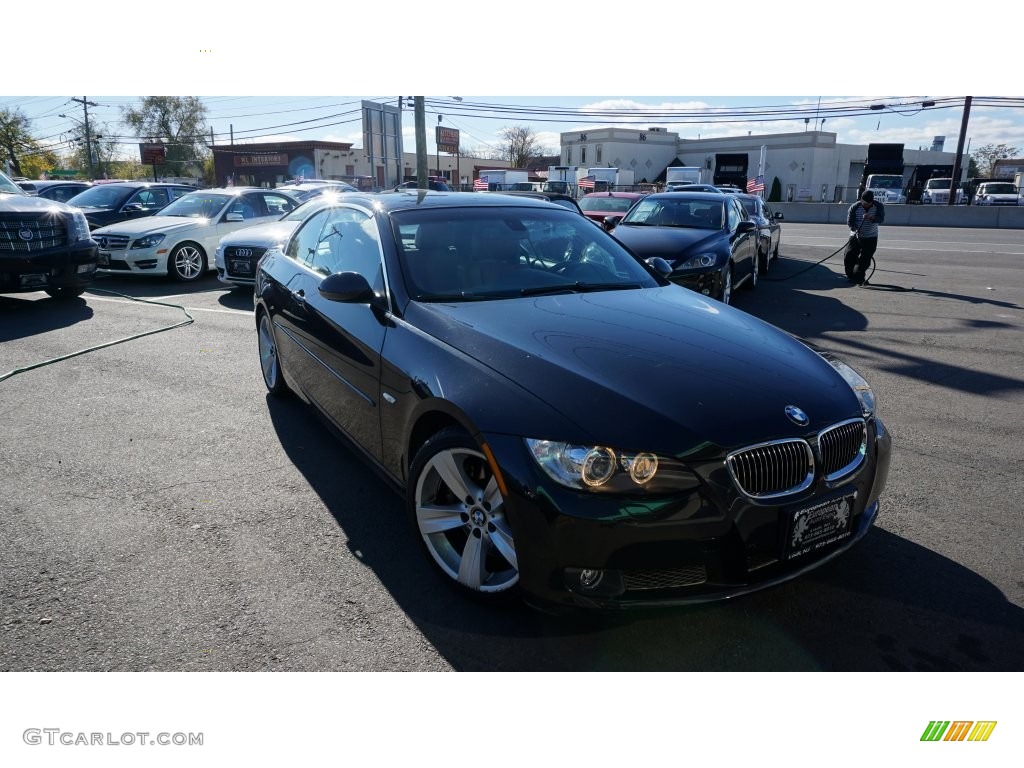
[257, 310, 289, 396]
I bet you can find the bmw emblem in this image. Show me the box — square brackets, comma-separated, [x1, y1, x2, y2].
[785, 405, 809, 426]
[19, 228, 33, 241]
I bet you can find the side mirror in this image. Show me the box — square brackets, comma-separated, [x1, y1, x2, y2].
[645, 256, 672, 278]
[122, 203, 144, 214]
[737, 220, 757, 233]
[603, 215, 622, 232]
[318, 271, 375, 303]
[225, 212, 244, 222]
[774, 212, 785, 221]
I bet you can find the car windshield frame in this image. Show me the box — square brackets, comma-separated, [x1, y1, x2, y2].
[578, 196, 637, 213]
[157, 192, 232, 219]
[390, 205, 661, 303]
[620, 197, 726, 230]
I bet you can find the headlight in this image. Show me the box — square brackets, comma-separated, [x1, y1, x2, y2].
[823, 357, 876, 417]
[525, 438, 697, 495]
[678, 253, 717, 270]
[67, 211, 91, 244]
[131, 233, 166, 249]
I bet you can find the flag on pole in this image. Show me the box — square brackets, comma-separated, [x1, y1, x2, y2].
[746, 175, 765, 194]
[578, 175, 596, 191]
[473, 175, 489, 191]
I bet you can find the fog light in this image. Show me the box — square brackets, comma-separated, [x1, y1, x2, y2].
[579, 569, 604, 589]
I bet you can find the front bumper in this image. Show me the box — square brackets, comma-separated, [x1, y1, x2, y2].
[0, 240, 99, 293]
[485, 417, 892, 611]
[96, 246, 167, 276]
[669, 267, 725, 300]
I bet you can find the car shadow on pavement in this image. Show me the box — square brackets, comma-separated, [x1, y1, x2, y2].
[265, 393, 1024, 671]
[87, 273, 223, 300]
[217, 288, 254, 312]
[745, 258, 1024, 398]
[0, 294, 94, 342]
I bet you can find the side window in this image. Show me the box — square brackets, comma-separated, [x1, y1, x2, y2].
[308, 208, 383, 290]
[169, 187, 189, 200]
[261, 193, 296, 217]
[227, 194, 261, 219]
[726, 201, 740, 231]
[286, 210, 331, 269]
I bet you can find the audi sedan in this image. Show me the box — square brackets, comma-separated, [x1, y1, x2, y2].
[606, 192, 759, 304]
[92, 187, 298, 281]
[254, 190, 891, 611]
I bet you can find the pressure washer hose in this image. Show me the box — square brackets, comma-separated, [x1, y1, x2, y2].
[0, 288, 194, 384]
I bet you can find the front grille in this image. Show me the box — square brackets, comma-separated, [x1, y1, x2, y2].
[623, 565, 707, 591]
[727, 439, 814, 499]
[0, 213, 68, 253]
[96, 235, 130, 251]
[225, 245, 266, 277]
[818, 419, 867, 480]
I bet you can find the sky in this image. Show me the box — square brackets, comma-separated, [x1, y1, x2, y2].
[5, 94, 1024, 167]
[3, 4, 1021, 165]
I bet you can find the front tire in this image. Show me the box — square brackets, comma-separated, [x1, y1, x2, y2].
[719, 264, 733, 305]
[45, 286, 85, 299]
[257, 311, 289, 396]
[408, 427, 519, 600]
[168, 242, 207, 282]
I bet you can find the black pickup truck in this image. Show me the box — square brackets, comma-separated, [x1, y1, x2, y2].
[0, 170, 98, 299]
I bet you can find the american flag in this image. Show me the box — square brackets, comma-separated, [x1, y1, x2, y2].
[578, 175, 596, 190]
[473, 175, 489, 191]
[746, 175, 765, 194]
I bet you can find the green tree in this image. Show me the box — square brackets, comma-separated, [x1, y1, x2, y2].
[768, 176, 782, 202]
[0, 107, 39, 176]
[121, 96, 210, 177]
[971, 143, 1020, 176]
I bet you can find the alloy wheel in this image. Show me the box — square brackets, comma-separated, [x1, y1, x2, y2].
[414, 443, 518, 594]
[171, 244, 204, 281]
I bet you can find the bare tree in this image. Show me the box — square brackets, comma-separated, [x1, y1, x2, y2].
[498, 125, 543, 168]
[971, 143, 1020, 177]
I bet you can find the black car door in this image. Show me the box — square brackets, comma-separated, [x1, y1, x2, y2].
[287, 206, 389, 457]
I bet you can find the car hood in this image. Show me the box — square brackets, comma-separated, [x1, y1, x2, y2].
[219, 220, 299, 248]
[611, 225, 721, 261]
[0, 193, 73, 214]
[92, 215, 212, 236]
[406, 286, 861, 454]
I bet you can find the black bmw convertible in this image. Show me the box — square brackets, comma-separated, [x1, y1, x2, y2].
[254, 190, 891, 611]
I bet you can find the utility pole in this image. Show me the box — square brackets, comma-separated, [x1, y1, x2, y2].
[948, 96, 972, 206]
[414, 97, 427, 188]
[70, 96, 98, 180]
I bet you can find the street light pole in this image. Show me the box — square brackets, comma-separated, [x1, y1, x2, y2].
[70, 97, 98, 180]
[949, 96, 972, 206]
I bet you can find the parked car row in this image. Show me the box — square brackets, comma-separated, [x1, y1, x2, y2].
[3, 175, 890, 613]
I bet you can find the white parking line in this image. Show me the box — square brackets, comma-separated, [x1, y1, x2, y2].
[86, 295, 252, 316]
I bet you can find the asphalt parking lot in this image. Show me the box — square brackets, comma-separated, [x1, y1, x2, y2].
[2, 223, 1022, 671]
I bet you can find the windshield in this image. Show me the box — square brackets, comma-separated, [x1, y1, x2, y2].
[868, 176, 903, 189]
[620, 197, 724, 229]
[158, 192, 231, 218]
[578, 196, 636, 213]
[0, 171, 23, 194]
[982, 183, 1016, 194]
[392, 206, 660, 302]
[925, 179, 951, 190]
[64, 184, 133, 208]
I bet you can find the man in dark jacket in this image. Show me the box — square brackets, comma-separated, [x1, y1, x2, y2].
[845, 190, 885, 285]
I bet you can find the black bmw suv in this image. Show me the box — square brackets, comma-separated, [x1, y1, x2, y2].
[0, 170, 98, 299]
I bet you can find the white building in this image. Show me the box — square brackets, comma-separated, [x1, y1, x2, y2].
[559, 128, 961, 202]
